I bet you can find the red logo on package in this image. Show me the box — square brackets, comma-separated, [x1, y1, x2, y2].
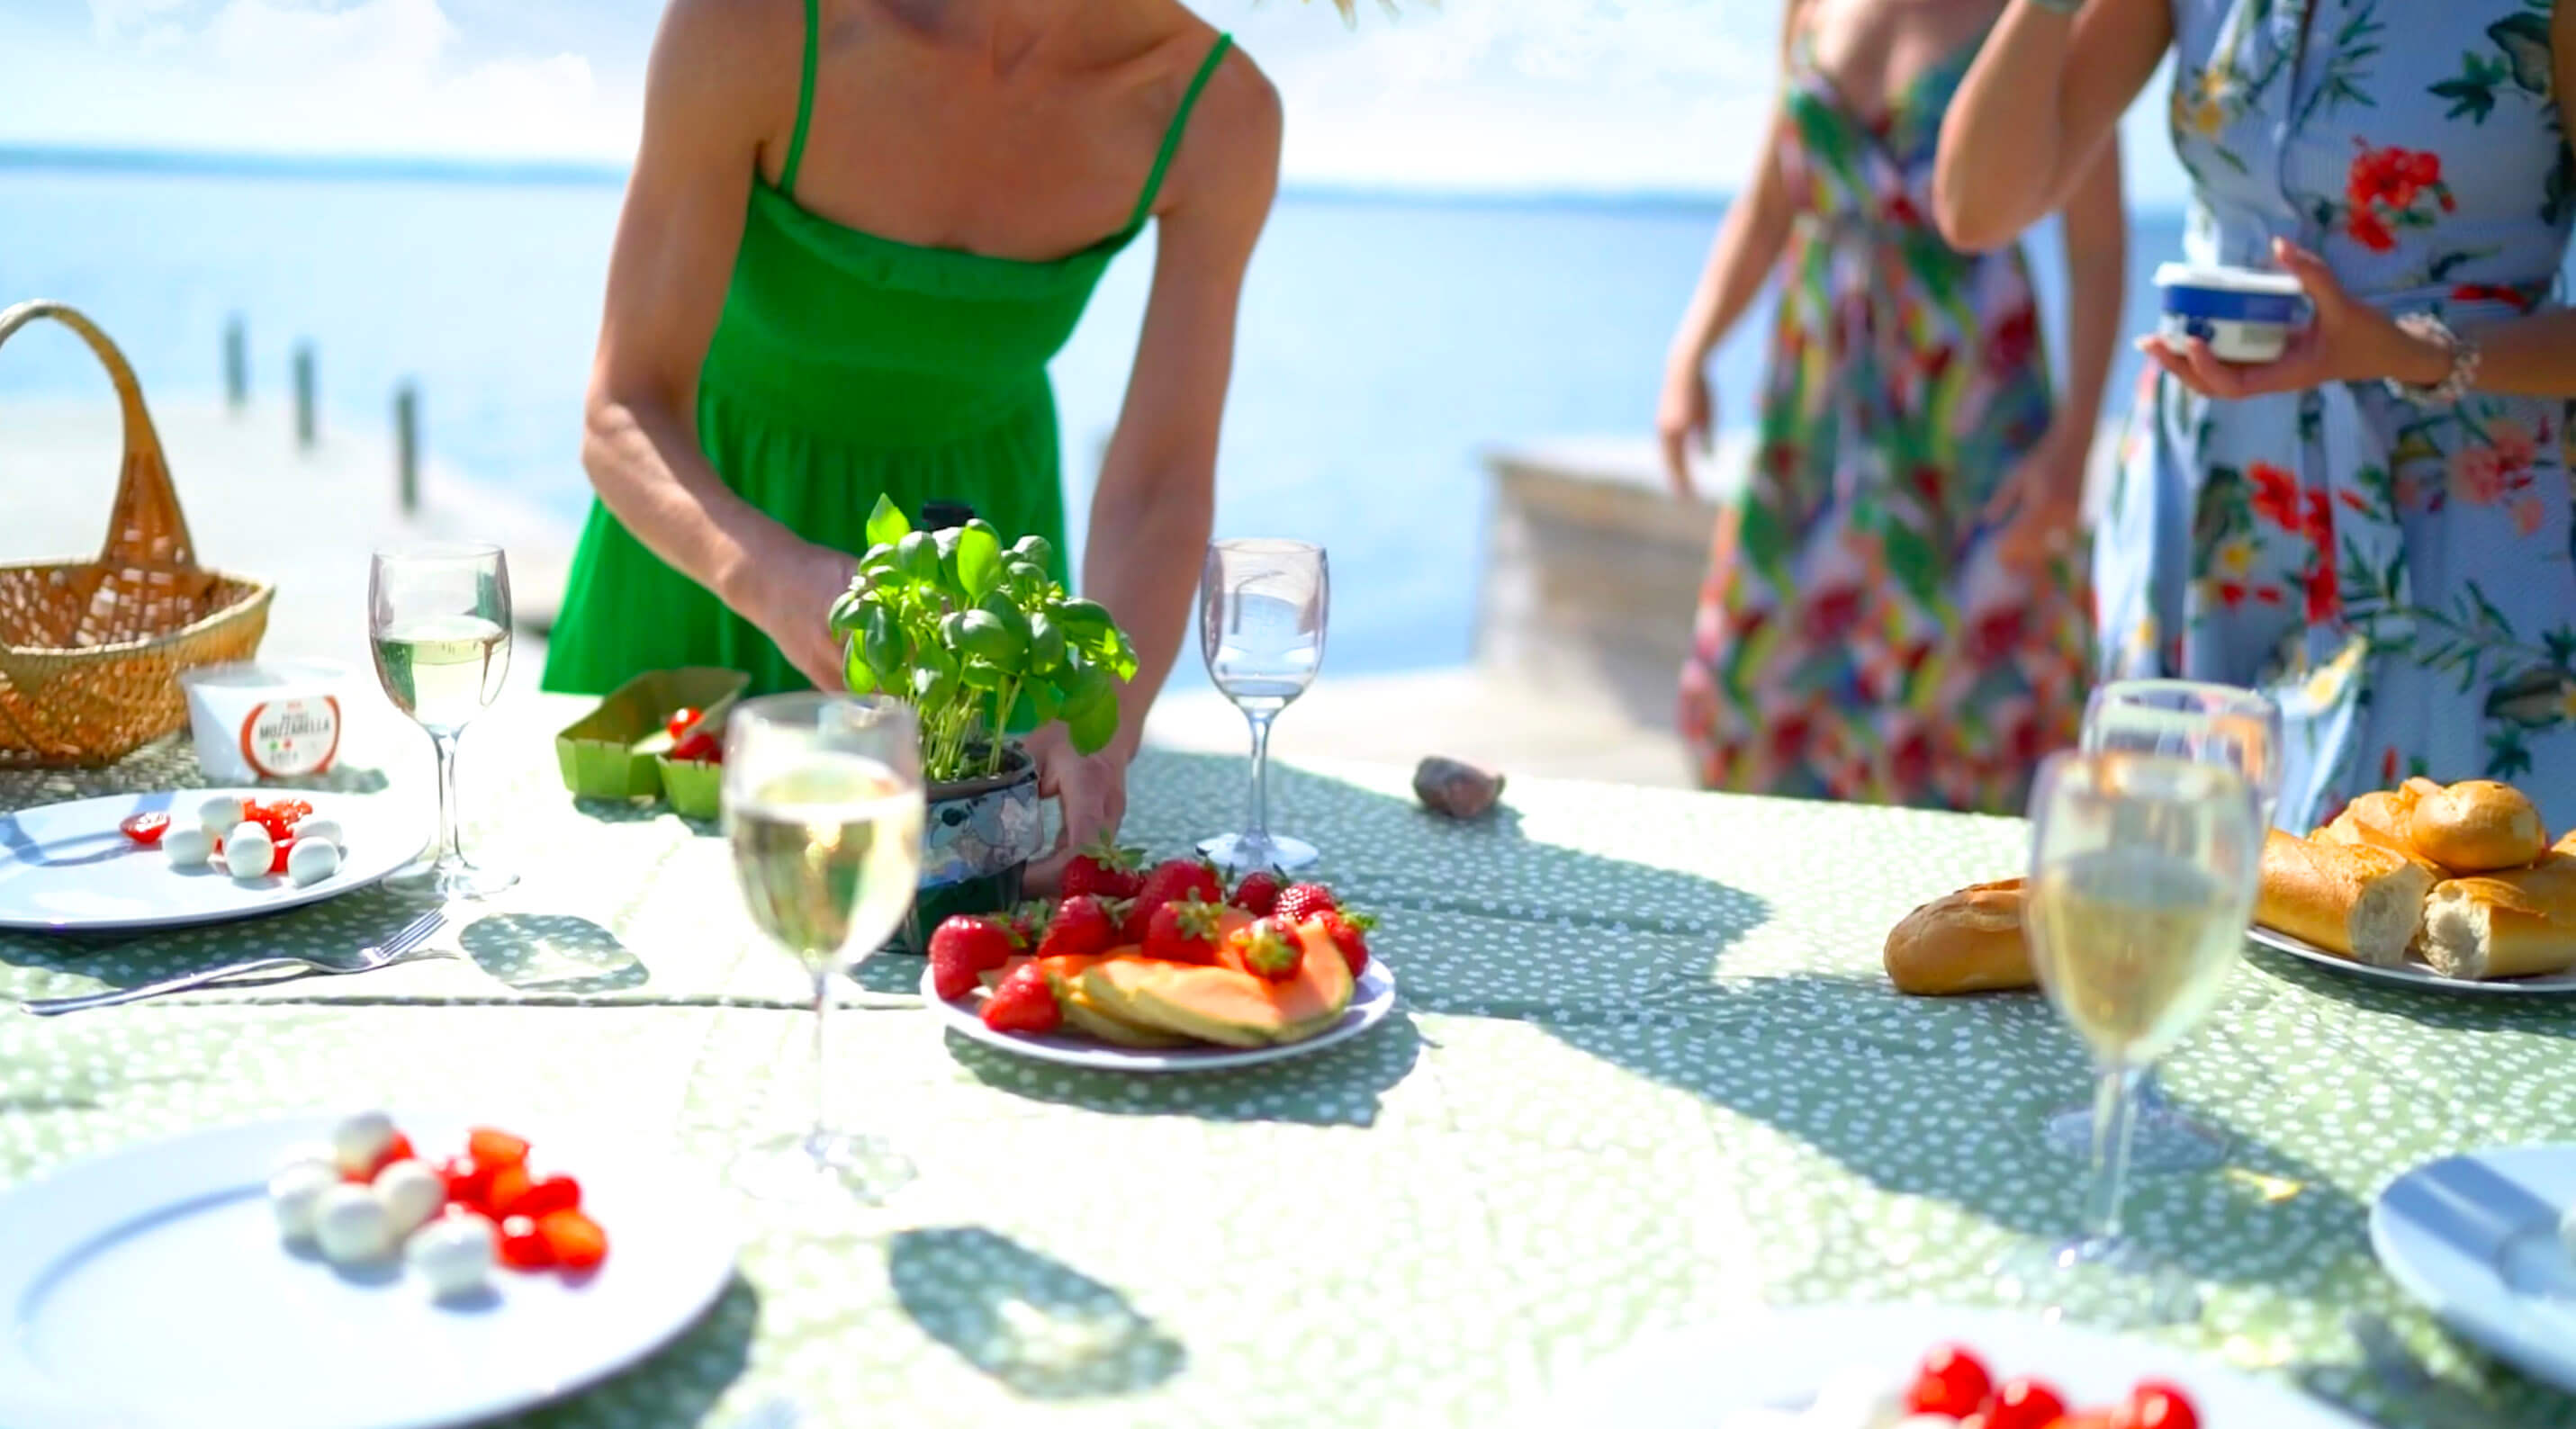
[240, 697, 342, 778]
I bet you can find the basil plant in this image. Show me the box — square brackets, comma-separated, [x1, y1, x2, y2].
[826, 496, 1139, 786]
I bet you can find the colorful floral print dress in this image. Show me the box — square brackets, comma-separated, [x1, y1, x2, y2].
[2098, 0, 2576, 829]
[1678, 30, 2093, 813]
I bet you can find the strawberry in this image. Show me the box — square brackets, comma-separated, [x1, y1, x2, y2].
[1271, 882, 1339, 926]
[1311, 908, 1376, 978]
[1037, 894, 1119, 960]
[928, 914, 1020, 1001]
[1225, 916, 1303, 982]
[1229, 868, 1284, 916]
[1125, 857, 1225, 940]
[1142, 895, 1227, 965]
[979, 962, 1063, 1033]
[1005, 900, 1053, 947]
[1062, 837, 1146, 901]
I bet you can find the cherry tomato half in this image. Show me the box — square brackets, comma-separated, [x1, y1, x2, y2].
[498, 1215, 555, 1270]
[669, 730, 723, 763]
[665, 706, 701, 741]
[1983, 1377, 2070, 1429]
[1904, 1344, 1994, 1418]
[120, 812, 171, 846]
[2121, 1381, 2200, 1429]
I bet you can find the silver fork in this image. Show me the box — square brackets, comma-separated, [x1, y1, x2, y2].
[18, 909, 448, 1016]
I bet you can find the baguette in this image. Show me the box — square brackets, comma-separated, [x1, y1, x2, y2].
[2409, 779, 2547, 874]
[1885, 879, 2034, 995]
[2257, 831, 2434, 966]
[2420, 853, 2576, 980]
[2314, 789, 2437, 871]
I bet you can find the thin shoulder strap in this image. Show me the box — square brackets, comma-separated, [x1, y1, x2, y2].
[779, 0, 822, 196]
[1127, 32, 1233, 228]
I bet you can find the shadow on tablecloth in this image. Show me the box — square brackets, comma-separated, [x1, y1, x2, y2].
[889, 1227, 1184, 1401]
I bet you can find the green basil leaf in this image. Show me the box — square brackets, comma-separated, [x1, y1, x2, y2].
[1009, 534, 1054, 571]
[938, 610, 969, 652]
[861, 605, 905, 681]
[952, 607, 1023, 666]
[1024, 679, 1063, 725]
[825, 586, 867, 634]
[1067, 687, 1119, 754]
[1025, 611, 1066, 673]
[912, 665, 956, 706]
[896, 531, 941, 586]
[1054, 598, 1113, 635]
[955, 523, 1004, 602]
[864, 494, 911, 550]
[959, 659, 1005, 691]
[842, 643, 878, 695]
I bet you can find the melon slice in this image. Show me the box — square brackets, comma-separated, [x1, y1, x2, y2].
[1080, 958, 1274, 1047]
[1037, 949, 1190, 1048]
[1268, 921, 1357, 1044]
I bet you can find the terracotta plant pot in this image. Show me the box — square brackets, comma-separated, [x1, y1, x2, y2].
[896, 742, 1045, 953]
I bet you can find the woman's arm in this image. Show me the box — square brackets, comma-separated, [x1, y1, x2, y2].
[1025, 51, 1282, 881]
[2056, 139, 2127, 441]
[1934, 0, 2168, 252]
[579, 0, 853, 688]
[1656, 5, 1808, 491]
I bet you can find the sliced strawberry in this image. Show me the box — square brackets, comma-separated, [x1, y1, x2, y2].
[120, 812, 171, 846]
[536, 1209, 608, 1271]
[467, 1128, 529, 1169]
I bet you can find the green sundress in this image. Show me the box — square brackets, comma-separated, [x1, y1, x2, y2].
[543, 5, 1234, 697]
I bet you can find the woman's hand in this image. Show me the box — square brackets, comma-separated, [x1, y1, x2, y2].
[1021, 724, 1130, 895]
[1982, 422, 2090, 576]
[1657, 353, 1716, 498]
[2139, 238, 2450, 400]
[739, 541, 857, 691]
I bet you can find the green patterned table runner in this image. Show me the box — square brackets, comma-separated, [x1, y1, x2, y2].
[4, 695, 2574, 1427]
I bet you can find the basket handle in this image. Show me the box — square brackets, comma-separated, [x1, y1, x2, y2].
[0, 300, 200, 572]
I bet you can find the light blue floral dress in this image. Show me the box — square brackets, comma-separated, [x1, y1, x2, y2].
[2096, 0, 2576, 830]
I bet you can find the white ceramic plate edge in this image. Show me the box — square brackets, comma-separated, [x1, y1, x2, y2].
[0, 789, 419, 932]
[2369, 1144, 2576, 1396]
[921, 957, 1397, 1072]
[1510, 1302, 2373, 1429]
[0, 1110, 737, 1429]
[2246, 922, 2576, 996]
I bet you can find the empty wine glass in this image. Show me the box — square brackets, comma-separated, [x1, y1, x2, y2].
[724, 693, 926, 1205]
[1196, 539, 1328, 874]
[2042, 679, 2284, 1173]
[2004, 750, 2262, 1326]
[369, 543, 517, 900]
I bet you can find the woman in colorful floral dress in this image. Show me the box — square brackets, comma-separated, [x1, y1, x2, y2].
[1659, 0, 2126, 813]
[1941, 0, 2576, 830]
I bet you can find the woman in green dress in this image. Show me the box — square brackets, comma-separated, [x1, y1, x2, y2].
[542, 0, 1280, 882]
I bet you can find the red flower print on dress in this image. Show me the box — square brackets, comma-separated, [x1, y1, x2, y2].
[2450, 445, 2508, 505]
[2250, 462, 2303, 529]
[1799, 586, 1865, 643]
[1885, 193, 1923, 228]
[2488, 418, 2537, 474]
[1769, 713, 1815, 763]
[2452, 283, 2536, 311]
[2216, 580, 2247, 609]
[2382, 747, 2400, 785]
[2304, 548, 2341, 623]
[2511, 495, 2548, 536]
[1889, 724, 1936, 792]
[1986, 305, 2039, 377]
[1908, 464, 1946, 509]
[2347, 208, 2397, 253]
[2005, 706, 2048, 765]
[1966, 606, 2027, 663]
[2343, 143, 2447, 252]
[2302, 490, 2335, 548]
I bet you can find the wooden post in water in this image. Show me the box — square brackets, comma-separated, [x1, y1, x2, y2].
[222, 317, 247, 411]
[395, 384, 419, 516]
[292, 343, 317, 450]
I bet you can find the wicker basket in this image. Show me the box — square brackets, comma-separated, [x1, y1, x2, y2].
[0, 301, 274, 768]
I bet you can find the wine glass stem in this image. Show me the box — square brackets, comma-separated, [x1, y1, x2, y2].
[808, 966, 833, 1157]
[1242, 709, 1275, 846]
[2085, 1064, 2148, 1240]
[430, 732, 465, 870]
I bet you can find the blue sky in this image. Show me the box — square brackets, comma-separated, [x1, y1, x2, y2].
[2, 0, 2192, 202]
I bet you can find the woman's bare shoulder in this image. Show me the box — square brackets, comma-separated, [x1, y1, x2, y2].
[1161, 37, 1284, 210]
[651, 0, 806, 97]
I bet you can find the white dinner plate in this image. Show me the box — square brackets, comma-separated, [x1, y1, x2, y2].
[2246, 922, 2576, 996]
[1512, 1302, 2371, 1428]
[923, 957, 1398, 1073]
[0, 789, 418, 932]
[2372, 1144, 2576, 1395]
[0, 1110, 736, 1429]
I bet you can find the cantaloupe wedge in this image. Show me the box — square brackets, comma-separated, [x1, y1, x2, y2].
[1078, 926, 1357, 1049]
[1269, 921, 1356, 1044]
[1037, 949, 1190, 1048]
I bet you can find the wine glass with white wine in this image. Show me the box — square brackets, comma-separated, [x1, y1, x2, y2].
[1196, 539, 1329, 874]
[2004, 750, 2263, 1327]
[724, 693, 926, 1205]
[369, 543, 517, 900]
[2044, 679, 2285, 1173]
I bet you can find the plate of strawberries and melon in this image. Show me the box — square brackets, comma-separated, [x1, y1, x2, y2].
[919, 860, 1398, 1073]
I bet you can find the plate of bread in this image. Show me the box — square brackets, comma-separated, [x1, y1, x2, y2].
[1886, 777, 2576, 997]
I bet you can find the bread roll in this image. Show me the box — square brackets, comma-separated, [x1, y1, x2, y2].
[1885, 879, 2034, 995]
[2420, 852, 2576, 980]
[2257, 831, 2434, 966]
[2409, 780, 2546, 873]
[2316, 788, 2418, 854]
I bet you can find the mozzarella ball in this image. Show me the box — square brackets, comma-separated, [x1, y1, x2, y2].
[164, 826, 213, 867]
[375, 1159, 446, 1237]
[198, 795, 245, 833]
[286, 837, 341, 888]
[222, 822, 274, 880]
[313, 1183, 393, 1263]
[407, 1214, 498, 1299]
[293, 817, 345, 850]
[268, 1161, 339, 1242]
[331, 1110, 396, 1174]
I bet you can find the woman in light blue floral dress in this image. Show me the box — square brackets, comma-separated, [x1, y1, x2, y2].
[1937, 0, 2576, 831]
